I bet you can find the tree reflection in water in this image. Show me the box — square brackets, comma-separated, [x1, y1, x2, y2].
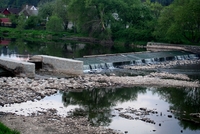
[154, 87, 200, 130]
[62, 87, 146, 126]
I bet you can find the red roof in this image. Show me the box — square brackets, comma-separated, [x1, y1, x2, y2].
[0, 40, 10, 45]
[0, 8, 20, 15]
[0, 18, 10, 23]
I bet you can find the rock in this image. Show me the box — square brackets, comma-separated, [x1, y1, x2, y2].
[168, 115, 173, 118]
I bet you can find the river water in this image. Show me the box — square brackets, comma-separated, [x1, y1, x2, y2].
[1, 39, 200, 133]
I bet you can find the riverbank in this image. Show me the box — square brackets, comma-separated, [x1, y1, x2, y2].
[0, 59, 200, 134]
[0, 70, 199, 107]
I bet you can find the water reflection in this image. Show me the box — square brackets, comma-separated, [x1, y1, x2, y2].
[0, 38, 144, 60]
[62, 87, 146, 126]
[62, 87, 200, 133]
[0, 86, 200, 133]
[154, 87, 200, 130]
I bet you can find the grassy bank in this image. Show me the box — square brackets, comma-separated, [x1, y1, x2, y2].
[0, 27, 145, 46]
[0, 122, 20, 134]
[0, 27, 80, 41]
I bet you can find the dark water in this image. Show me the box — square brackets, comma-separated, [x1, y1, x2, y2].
[0, 38, 145, 59]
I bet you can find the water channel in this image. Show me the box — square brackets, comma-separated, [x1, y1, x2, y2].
[1, 38, 200, 133]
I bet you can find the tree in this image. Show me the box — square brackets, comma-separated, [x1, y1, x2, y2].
[46, 15, 64, 32]
[111, 0, 154, 43]
[16, 14, 26, 30]
[154, 0, 200, 44]
[38, 0, 69, 31]
[68, 0, 116, 39]
[52, 0, 69, 30]
[38, 1, 54, 20]
[151, 0, 174, 6]
[0, 1, 9, 7]
[24, 16, 39, 29]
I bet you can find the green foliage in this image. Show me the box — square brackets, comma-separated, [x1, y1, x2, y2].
[38, 0, 69, 30]
[38, 1, 54, 19]
[46, 15, 64, 32]
[151, 0, 174, 6]
[155, 0, 200, 44]
[16, 15, 26, 30]
[2, 0, 200, 46]
[0, 122, 20, 134]
[24, 16, 40, 29]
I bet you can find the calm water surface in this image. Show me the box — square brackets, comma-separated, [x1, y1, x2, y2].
[1, 87, 200, 134]
[1, 38, 200, 133]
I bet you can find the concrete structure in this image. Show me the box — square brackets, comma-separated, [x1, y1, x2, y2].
[146, 42, 187, 51]
[146, 42, 200, 55]
[0, 57, 35, 77]
[29, 55, 83, 75]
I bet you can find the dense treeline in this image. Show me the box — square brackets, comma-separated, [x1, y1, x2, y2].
[0, 0, 45, 7]
[1, 0, 200, 45]
[0, 0, 173, 7]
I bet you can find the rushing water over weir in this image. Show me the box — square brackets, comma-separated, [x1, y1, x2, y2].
[75, 51, 199, 73]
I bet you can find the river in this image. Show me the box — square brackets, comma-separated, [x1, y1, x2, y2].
[0, 38, 200, 133]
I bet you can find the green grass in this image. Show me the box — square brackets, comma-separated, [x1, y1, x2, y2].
[0, 122, 20, 134]
[0, 27, 80, 40]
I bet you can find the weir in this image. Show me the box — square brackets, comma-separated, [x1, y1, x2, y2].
[75, 51, 199, 73]
[0, 55, 83, 77]
[0, 57, 35, 77]
[0, 50, 199, 76]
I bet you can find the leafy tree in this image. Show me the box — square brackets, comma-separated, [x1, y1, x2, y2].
[0, 1, 9, 7]
[38, 0, 69, 31]
[38, 1, 54, 20]
[46, 15, 64, 32]
[16, 14, 26, 30]
[111, 0, 153, 43]
[24, 16, 40, 29]
[151, 0, 174, 6]
[154, 0, 200, 44]
[52, 0, 69, 30]
[68, 0, 116, 39]
[7, 0, 41, 7]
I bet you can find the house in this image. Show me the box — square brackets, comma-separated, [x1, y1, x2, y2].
[0, 39, 10, 46]
[19, 5, 38, 18]
[0, 7, 20, 16]
[0, 8, 5, 14]
[0, 18, 12, 26]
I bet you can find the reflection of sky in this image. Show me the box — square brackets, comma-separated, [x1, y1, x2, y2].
[0, 53, 30, 62]
[0, 92, 79, 117]
[109, 89, 200, 134]
[1, 89, 200, 134]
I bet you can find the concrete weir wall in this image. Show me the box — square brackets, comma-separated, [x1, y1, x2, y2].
[146, 42, 187, 51]
[30, 55, 83, 75]
[0, 58, 35, 77]
[146, 42, 200, 56]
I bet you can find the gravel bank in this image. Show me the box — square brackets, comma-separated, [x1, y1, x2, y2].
[0, 59, 200, 134]
[0, 109, 120, 134]
[0, 73, 199, 107]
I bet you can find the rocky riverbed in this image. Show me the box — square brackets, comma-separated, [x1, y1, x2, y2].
[0, 72, 199, 107]
[0, 59, 200, 134]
